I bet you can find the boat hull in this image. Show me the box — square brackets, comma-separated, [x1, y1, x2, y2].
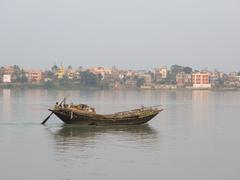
[50, 109, 162, 126]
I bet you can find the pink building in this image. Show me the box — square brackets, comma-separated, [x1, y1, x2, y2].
[192, 72, 211, 89]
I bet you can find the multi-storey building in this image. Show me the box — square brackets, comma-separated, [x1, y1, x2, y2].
[192, 72, 211, 89]
[155, 68, 168, 82]
[25, 70, 43, 82]
[2, 66, 16, 83]
[89, 67, 112, 80]
[176, 72, 192, 87]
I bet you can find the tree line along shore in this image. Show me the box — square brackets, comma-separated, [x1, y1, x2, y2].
[1, 65, 240, 90]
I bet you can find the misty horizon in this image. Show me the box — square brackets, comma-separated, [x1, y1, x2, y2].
[0, 63, 237, 74]
[0, 0, 240, 72]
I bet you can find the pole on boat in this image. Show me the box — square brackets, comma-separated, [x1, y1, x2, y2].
[41, 95, 69, 125]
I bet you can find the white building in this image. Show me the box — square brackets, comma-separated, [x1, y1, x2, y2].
[89, 67, 112, 80]
[155, 68, 168, 82]
[3, 75, 11, 83]
[139, 73, 152, 84]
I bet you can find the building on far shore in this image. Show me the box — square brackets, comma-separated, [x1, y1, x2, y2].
[210, 70, 225, 87]
[192, 72, 211, 89]
[224, 72, 240, 88]
[155, 67, 167, 82]
[176, 72, 192, 87]
[139, 73, 152, 85]
[89, 67, 112, 80]
[25, 70, 43, 82]
[67, 69, 78, 80]
[1, 66, 16, 83]
[3, 74, 11, 83]
[125, 79, 137, 89]
[56, 66, 66, 79]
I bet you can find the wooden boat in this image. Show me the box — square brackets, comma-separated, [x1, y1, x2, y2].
[49, 103, 163, 126]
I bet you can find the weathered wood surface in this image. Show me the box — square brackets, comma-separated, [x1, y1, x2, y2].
[50, 104, 163, 125]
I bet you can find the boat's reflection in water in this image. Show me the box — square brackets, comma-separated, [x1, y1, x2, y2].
[56, 124, 157, 137]
[52, 124, 159, 158]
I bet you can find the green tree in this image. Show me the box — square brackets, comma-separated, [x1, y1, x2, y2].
[0, 67, 4, 75]
[80, 71, 99, 87]
[68, 65, 72, 70]
[169, 65, 184, 83]
[137, 77, 145, 87]
[13, 65, 20, 71]
[183, 67, 193, 74]
[20, 69, 28, 83]
[171, 65, 184, 74]
[51, 64, 59, 73]
[44, 70, 54, 79]
[12, 65, 22, 82]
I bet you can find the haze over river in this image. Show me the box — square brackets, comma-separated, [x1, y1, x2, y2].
[0, 89, 240, 180]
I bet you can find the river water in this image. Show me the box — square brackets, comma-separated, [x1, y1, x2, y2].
[0, 89, 240, 180]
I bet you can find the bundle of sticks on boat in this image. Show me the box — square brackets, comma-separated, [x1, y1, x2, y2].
[55, 103, 96, 114]
[114, 106, 162, 119]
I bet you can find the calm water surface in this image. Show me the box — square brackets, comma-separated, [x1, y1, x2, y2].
[0, 89, 240, 180]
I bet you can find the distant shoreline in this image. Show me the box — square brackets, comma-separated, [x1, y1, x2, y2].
[0, 82, 240, 91]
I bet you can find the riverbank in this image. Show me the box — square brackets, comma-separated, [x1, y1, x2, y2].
[1, 82, 240, 91]
[0, 82, 102, 90]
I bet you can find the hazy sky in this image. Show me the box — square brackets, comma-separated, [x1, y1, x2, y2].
[0, 0, 239, 72]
